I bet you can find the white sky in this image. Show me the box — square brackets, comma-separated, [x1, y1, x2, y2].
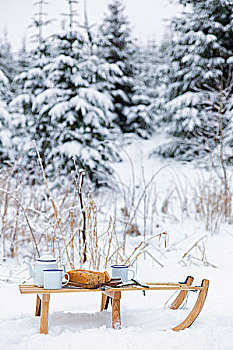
[0, 0, 181, 51]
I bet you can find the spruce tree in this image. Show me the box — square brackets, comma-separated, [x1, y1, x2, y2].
[0, 30, 17, 84]
[0, 30, 17, 163]
[29, 0, 54, 50]
[11, 2, 121, 186]
[99, 0, 152, 137]
[156, 0, 233, 161]
[131, 40, 160, 138]
[0, 69, 11, 162]
[9, 0, 58, 175]
[16, 38, 32, 74]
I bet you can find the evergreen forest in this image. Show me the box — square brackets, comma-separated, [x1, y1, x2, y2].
[0, 0, 233, 186]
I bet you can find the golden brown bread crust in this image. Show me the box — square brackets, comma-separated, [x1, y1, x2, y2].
[67, 269, 110, 284]
[104, 271, 111, 282]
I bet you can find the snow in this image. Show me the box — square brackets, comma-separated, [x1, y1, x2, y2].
[1, 136, 233, 349]
[49, 101, 69, 119]
[0, 69, 9, 86]
[227, 56, 233, 64]
[16, 68, 42, 81]
[1, 250, 233, 350]
[79, 88, 113, 111]
[166, 92, 200, 111]
[32, 89, 65, 112]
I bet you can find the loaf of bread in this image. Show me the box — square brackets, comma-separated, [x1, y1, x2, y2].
[67, 269, 110, 284]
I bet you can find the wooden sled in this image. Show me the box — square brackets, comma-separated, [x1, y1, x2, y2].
[19, 275, 209, 334]
[100, 276, 209, 331]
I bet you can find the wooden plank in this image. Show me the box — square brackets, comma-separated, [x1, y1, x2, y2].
[102, 286, 204, 292]
[19, 285, 204, 294]
[20, 287, 102, 294]
[40, 294, 50, 334]
[102, 290, 122, 299]
[143, 282, 185, 286]
[172, 279, 209, 331]
[102, 290, 115, 298]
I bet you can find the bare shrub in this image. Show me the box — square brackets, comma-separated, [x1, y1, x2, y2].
[0, 158, 167, 277]
[179, 235, 217, 268]
[192, 172, 232, 234]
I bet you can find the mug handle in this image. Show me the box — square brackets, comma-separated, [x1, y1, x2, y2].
[128, 269, 135, 280]
[62, 272, 69, 287]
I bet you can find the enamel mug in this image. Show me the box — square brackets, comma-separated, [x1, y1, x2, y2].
[111, 265, 135, 282]
[43, 269, 69, 289]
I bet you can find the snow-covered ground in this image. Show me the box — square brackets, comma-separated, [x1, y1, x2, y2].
[1, 253, 233, 350]
[1, 136, 233, 349]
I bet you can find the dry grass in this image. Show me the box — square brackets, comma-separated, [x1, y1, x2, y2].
[192, 173, 232, 234]
[179, 235, 217, 268]
[0, 161, 166, 273]
[0, 155, 232, 276]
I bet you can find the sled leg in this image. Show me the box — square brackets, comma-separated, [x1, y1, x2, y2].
[100, 293, 108, 312]
[40, 294, 50, 334]
[35, 294, 41, 316]
[172, 279, 209, 331]
[170, 276, 194, 310]
[112, 291, 121, 329]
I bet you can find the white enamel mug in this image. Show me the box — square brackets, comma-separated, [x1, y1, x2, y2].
[43, 269, 69, 289]
[111, 265, 135, 282]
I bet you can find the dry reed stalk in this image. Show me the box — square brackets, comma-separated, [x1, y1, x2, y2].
[1, 177, 10, 259]
[34, 141, 72, 266]
[0, 188, 40, 257]
[142, 166, 147, 243]
[180, 234, 217, 268]
[144, 251, 164, 267]
[10, 204, 19, 258]
[182, 235, 208, 259]
[70, 210, 75, 263]
[86, 191, 100, 269]
[73, 159, 87, 263]
[193, 173, 232, 234]
[122, 232, 167, 266]
[104, 217, 113, 269]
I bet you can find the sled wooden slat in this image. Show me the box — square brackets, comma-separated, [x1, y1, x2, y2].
[19, 285, 204, 293]
[19, 276, 209, 334]
[142, 282, 187, 286]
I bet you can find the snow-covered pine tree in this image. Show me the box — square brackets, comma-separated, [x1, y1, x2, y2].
[29, 0, 54, 50]
[135, 40, 158, 103]
[0, 30, 17, 84]
[16, 38, 33, 75]
[0, 69, 11, 162]
[130, 40, 160, 138]
[0, 30, 17, 163]
[11, 2, 122, 186]
[156, 0, 233, 161]
[9, 0, 56, 173]
[9, 1, 52, 167]
[98, 0, 152, 137]
[197, 77, 233, 164]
